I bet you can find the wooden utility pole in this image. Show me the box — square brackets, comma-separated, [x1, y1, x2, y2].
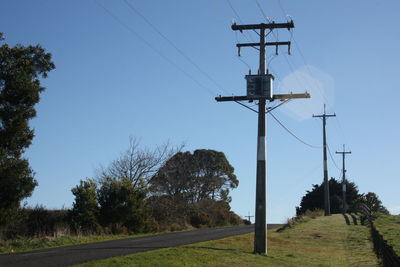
[336, 145, 351, 213]
[313, 105, 335, 216]
[216, 21, 310, 254]
[245, 212, 254, 222]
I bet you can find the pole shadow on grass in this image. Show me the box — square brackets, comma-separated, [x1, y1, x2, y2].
[349, 214, 358, 225]
[342, 214, 351, 225]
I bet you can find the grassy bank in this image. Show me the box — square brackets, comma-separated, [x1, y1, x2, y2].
[77, 214, 379, 266]
[374, 213, 400, 255]
[0, 233, 152, 254]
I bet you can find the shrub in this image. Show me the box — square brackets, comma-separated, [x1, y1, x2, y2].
[70, 179, 100, 234]
[98, 177, 149, 233]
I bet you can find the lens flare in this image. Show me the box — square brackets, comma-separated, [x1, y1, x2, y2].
[277, 65, 335, 121]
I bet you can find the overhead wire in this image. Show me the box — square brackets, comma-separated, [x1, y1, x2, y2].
[256, 1, 331, 122]
[275, 0, 330, 104]
[326, 143, 341, 171]
[234, 31, 254, 71]
[269, 112, 321, 149]
[276, 0, 289, 21]
[226, 0, 256, 43]
[275, 1, 348, 150]
[237, 54, 252, 70]
[234, 101, 258, 113]
[255, 0, 269, 23]
[267, 66, 315, 119]
[123, 0, 231, 95]
[254, 1, 312, 97]
[333, 116, 349, 146]
[274, 162, 322, 204]
[255, 0, 328, 114]
[94, 0, 216, 97]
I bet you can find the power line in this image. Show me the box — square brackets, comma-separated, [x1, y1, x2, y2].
[255, 0, 270, 22]
[254, 1, 313, 98]
[217, 19, 308, 255]
[276, 0, 289, 21]
[333, 116, 348, 146]
[94, 0, 216, 97]
[237, 54, 252, 69]
[123, 0, 231, 95]
[226, 0, 256, 43]
[327, 143, 340, 170]
[274, 0, 330, 104]
[234, 31, 255, 71]
[269, 112, 321, 149]
[254, 0, 329, 106]
[292, 38, 330, 103]
[275, 162, 322, 204]
[253, 2, 317, 119]
[287, 18, 346, 145]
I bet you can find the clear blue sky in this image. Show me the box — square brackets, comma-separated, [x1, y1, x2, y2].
[2, 0, 399, 222]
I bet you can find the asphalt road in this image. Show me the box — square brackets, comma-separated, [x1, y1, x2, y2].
[0, 224, 282, 267]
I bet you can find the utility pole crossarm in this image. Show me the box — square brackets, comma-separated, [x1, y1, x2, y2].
[215, 92, 310, 103]
[312, 114, 336, 118]
[232, 21, 294, 31]
[336, 151, 352, 155]
[237, 41, 291, 48]
[273, 92, 310, 101]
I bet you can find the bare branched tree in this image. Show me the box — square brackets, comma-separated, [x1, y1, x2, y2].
[97, 137, 184, 188]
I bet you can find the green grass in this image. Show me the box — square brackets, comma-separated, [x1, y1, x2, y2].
[0, 225, 239, 254]
[374, 213, 400, 255]
[0, 233, 153, 254]
[77, 214, 379, 267]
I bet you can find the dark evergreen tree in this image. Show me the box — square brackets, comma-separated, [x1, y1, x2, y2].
[0, 33, 55, 226]
[97, 177, 149, 233]
[296, 178, 361, 215]
[70, 179, 100, 233]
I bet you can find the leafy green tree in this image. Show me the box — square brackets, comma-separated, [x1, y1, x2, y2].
[149, 149, 239, 228]
[150, 149, 238, 204]
[97, 177, 149, 233]
[70, 179, 100, 233]
[296, 178, 361, 215]
[0, 33, 55, 226]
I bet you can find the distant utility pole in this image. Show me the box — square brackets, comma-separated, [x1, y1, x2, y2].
[216, 20, 310, 254]
[313, 105, 335, 216]
[245, 212, 254, 222]
[336, 145, 351, 214]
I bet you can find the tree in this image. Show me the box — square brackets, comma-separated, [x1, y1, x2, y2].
[296, 178, 361, 215]
[148, 149, 239, 228]
[357, 192, 389, 215]
[97, 137, 181, 188]
[150, 149, 239, 203]
[0, 33, 55, 226]
[97, 177, 149, 233]
[70, 179, 99, 233]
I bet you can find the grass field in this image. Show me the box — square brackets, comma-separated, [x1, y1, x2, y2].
[0, 233, 150, 254]
[374, 213, 400, 255]
[77, 214, 379, 267]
